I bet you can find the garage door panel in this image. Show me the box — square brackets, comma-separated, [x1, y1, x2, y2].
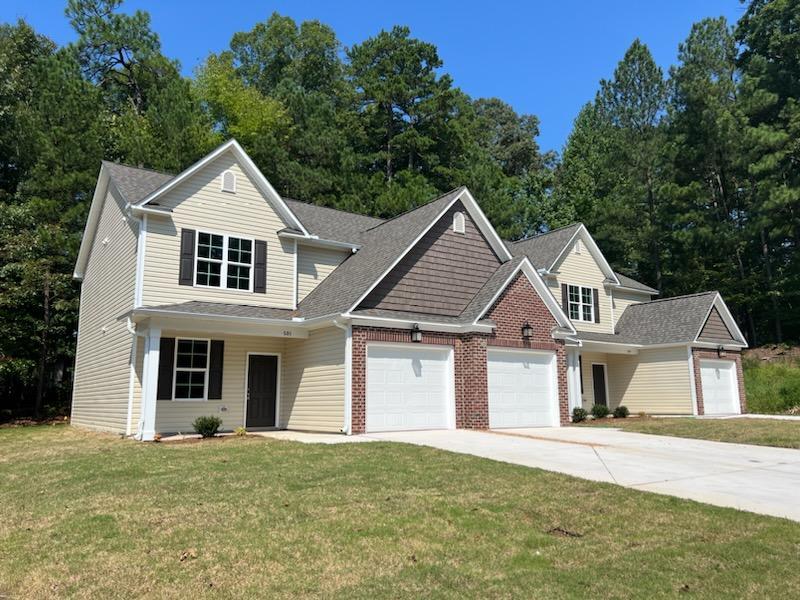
[366, 345, 452, 432]
[488, 350, 557, 429]
[699, 359, 739, 415]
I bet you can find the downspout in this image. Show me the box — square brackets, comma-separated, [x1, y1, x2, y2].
[333, 318, 352, 435]
[125, 318, 137, 437]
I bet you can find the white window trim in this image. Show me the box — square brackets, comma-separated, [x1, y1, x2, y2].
[568, 284, 596, 323]
[173, 337, 211, 401]
[194, 229, 255, 292]
[220, 169, 236, 193]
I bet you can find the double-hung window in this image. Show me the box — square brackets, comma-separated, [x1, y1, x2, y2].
[568, 284, 595, 322]
[174, 339, 209, 400]
[195, 232, 253, 291]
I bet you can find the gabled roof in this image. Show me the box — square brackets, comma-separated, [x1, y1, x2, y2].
[614, 272, 658, 295]
[578, 291, 746, 347]
[134, 139, 309, 236]
[510, 223, 583, 270]
[283, 198, 384, 244]
[102, 161, 174, 204]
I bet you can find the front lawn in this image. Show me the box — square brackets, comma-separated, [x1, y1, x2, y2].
[581, 416, 800, 449]
[2, 426, 799, 598]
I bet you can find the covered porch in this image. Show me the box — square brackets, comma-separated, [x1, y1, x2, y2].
[128, 306, 346, 440]
[565, 340, 696, 416]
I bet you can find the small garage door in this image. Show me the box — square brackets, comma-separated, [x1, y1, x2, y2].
[488, 349, 558, 428]
[366, 344, 453, 432]
[699, 359, 740, 415]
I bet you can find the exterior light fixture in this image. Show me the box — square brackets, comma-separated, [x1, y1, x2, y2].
[411, 323, 423, 343]
[521, 322, 533, 339]
[717, 345, 726, 357]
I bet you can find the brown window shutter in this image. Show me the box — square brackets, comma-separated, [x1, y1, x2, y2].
[179, 229, 195, 286]
[208, 340, 224, 400]
[593, 288, 600, 323]
[254, 240, 267, 293]
[157, 338, 175, 400]
[561, 283, 568, 314]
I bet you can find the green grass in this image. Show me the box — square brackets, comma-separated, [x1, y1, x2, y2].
[2, 425, 800, 599]
[743, 357, 800, 414]
[581, 416, 800, 449]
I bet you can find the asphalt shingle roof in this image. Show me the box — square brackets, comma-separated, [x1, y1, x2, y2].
[103, 161, 174, 205]
[283, 198, 384, 244]
[614, 271, 659, 294]
[509, 223, 582, 270]
[135, 301, 295, 321]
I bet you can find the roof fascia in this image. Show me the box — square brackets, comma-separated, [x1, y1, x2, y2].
[459, 188, 514, 262]
[341, 312, 495, 334]
[73, 165, 110, 281]
[279, 230, 360, 251]
[134, 139, 310, 236]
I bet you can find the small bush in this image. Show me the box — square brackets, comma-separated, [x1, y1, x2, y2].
[591, 404, 610, 419]
[572, 407, 588, 423]
[193, 415, 222, 438]
[234, 426, 247, 437]
[613, 405, 629, 418]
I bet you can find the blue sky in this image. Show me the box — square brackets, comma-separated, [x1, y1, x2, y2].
[1, 0, 745, 153]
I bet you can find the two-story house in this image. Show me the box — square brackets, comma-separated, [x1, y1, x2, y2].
[71, 140, 748, 440]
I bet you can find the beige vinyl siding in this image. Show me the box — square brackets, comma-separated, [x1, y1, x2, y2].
[297, 245, 349, 302]
[579, 352, 608, 407]
[130, 337, 144, 430]
[282, 326, 345, 432]
[71, 185, 137, 433]
[155, 331, 285, 434]
[141, 151, 296, 309]
[548, 239, 613, 333]
[612, 288, 652, 327]
[606, 347, 693, 414]
[698, 307, 737, 343]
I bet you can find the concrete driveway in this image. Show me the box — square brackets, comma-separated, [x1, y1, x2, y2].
[362, 427, 800, 522]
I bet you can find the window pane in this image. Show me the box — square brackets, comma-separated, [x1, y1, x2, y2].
[582, 287, 593, 304]
[198, 233, 223, 260]
[569, 303, 580, 320]
[227, 264, 250, 290]
[569, 285, 580, 303]
[196, 260, 221, 287]
[583, 305, 592, 321]
[228, 237, 252, 264]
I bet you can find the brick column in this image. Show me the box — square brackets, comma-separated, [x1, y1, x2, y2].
[455, 334, 489, 429]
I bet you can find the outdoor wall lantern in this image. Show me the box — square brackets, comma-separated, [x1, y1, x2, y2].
[521, 322, 533, 339]
[411, 323, 423, 343]
[717, 345, 726, 357]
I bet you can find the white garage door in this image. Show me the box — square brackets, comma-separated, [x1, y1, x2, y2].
[699, 359, 740, 415]
[366, 344, 453, 432]
[488, 349, 558, 428]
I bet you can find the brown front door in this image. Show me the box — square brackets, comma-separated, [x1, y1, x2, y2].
[247, 355, 278, 428]
[592, 364, 607, 406]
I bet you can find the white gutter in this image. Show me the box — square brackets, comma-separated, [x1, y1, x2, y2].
[333, 318, 352, 435]
[342, 312, 495, 334]
[125, 317, 137, 437]
[278, 230, 360, 252]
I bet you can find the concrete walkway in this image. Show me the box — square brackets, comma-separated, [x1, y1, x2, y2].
[362, 428, 800, 522]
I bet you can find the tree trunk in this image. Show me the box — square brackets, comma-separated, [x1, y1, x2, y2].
[34, 272, 51, 418]
[760, 227, 783, 342]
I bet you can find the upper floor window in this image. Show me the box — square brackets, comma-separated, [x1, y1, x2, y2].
[568, 284, 595, 322]
[221, 170, 236, 193]
[453, 211, 465, 234]
[196, 231, 253, 291]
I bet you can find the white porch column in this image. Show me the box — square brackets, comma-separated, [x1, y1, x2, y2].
[138, 326, 161, 441]
[566, 347, 581, 414]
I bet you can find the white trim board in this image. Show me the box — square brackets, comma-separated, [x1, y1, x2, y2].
[693, 293, 749, 347]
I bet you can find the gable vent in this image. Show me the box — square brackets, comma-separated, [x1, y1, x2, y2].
[574, 239, 582, 254]
[453, 211, 465, 234]
[221, 170, 236, 193]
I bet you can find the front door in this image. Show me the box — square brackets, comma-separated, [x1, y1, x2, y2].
[247, 355, 278, 428]
[592, 364, 608, 406]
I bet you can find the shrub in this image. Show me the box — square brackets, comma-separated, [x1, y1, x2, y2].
[193, 415, 222, 438]
[572, 407, 588, 423]
[613, 405, 629, 418]
[234, 426, 247, 437]
[591, 404, 610, 419]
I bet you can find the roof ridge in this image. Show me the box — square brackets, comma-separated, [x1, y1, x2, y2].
[364, 186, 465, 232]
[102, 160, 175, 177]
[282, 197, 385, 223]
[631, 290, 717, 307]
[510, 222, 583, 244]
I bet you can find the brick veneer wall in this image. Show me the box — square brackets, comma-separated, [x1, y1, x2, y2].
[691, 349, 747, 415]
[350, 271, 570, 433]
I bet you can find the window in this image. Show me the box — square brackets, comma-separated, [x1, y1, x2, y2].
[568, 284, 595, 322]
[453, 211, 465, 234]
[221, 170, 236, 193]
[174, 339, 209, 400]
[195, 232, 253, 291]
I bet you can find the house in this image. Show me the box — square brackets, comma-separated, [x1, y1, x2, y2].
[71, 140, 748, 440]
